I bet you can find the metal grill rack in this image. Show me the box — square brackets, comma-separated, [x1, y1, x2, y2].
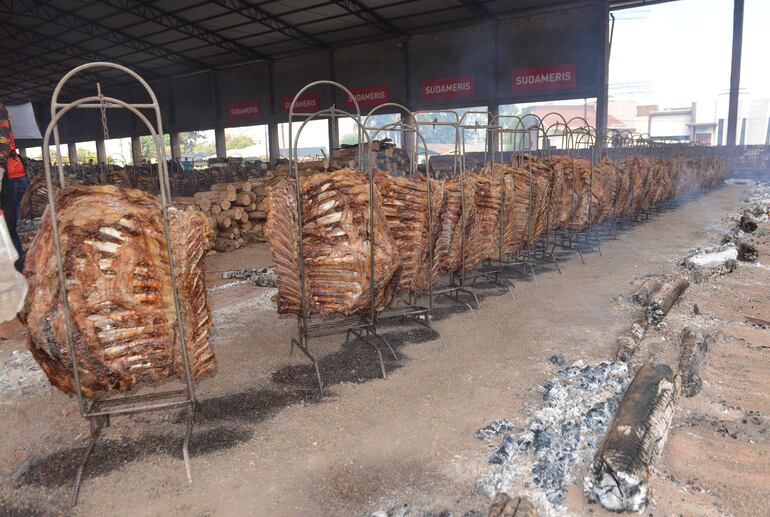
[363, 103, 436, 329]
[456, 110, 513, 293]
[286, 81, 394, 395]
[414, 109, 480, 311]
[491, 114, 554, 277]
[41, 62, 197, 506]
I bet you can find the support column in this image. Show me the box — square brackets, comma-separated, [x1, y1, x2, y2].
[402, 111, 416, 159]
[67, 142, 78, 166]
[131, 135, 142, 165]
[488, 103, 500, 156]
[18, 148, 26, 158]
[170, 132, 181, 161]
[96, 139, 107, 166]
[595, 3, 611, 152]
[214, 127, 226, 158]
[268, 121, 280, 161]
[328, 117, 339, 160]
[726, 0, 744, 148]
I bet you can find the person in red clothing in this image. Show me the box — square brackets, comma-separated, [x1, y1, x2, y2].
[0, 104, 28, 271]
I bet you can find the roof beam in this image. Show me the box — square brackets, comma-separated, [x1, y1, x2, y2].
[331, 0, 401, 35]
[212, 0, 327, 48]
[97, 0, 270, 61]
[5, 0, 211, 72]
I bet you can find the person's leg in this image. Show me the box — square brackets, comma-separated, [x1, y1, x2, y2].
[2, 175, 28, 271]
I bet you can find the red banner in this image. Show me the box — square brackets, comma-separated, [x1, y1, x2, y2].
[511, 64, 577, 92]
[227, 101, 261, 121]
[344, 85, 390, 108]
[421, 75, 475, 101]
[281, 93, 320, 114]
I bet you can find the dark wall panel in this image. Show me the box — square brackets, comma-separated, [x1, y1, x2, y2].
[102, 85, 134, 139]
[217, 62, 271, 127]
[170, 72, 216, 131]
[272, 51, 332, 121]
[135, 80, 173, 136]
[334, 38, 405, 113]
[496, 5, 603, 104]
[408, 23, 494, 110]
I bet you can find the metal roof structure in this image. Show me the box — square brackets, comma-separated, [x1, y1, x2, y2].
[1, 0, 675, 104]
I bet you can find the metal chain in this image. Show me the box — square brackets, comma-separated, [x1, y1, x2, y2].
[96, 83, 109, 180]
[97, 83, 110, 141]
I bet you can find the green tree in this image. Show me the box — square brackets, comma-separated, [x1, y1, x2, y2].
[77, 149, 99, 164]
[226, 134, 255, 150]
[140, 134, 171, 161]
[339, 132, 358, 145]
[179, 131, 206, 154]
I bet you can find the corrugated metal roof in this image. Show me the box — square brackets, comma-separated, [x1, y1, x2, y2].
[0, 0, 675, 103]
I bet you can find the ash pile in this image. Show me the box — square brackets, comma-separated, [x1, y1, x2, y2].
[476, 361, 629, 509]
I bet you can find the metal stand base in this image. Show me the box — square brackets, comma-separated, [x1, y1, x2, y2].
[72, 396, 195, 506]
[289, 318, 398, 395]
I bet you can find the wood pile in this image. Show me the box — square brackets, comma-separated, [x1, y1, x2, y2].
[174, 179, 270, 253]
[334, 139, 411, 176]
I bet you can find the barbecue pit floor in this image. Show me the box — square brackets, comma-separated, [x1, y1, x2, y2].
[1, 183, 768, 516]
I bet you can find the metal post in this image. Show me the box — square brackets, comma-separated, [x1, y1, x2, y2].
[214, 127, 226, 158]
[402, 111, 416, 156]
[328, 116, 339, 159]
[489, 103, 500, 156]
[131, 135, 142, 164]
[68, 142, 78, 166]
[268, 120, 280, 160]
[726, 0, 744, 148]
[595, 3, 611, 152]
[96, 139, 107, 166]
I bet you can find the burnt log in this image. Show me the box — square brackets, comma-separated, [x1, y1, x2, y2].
[615, 320, 647, 362]
[631, 275, 665, 305]
[739, 211, 759, 233]
[586, 362, 680, 512]
[737, 241, 758, 262]
[222, 266, 277, 288]
[645, 273, 689, 326]
[678, 327, 708, 397]
[488, 492, 538, 517]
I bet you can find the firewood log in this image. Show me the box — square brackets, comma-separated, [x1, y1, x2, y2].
[487, 492, 538, 517]
[645, 273, 689, 326]
[220, 199, 231, 211]
[677, 327, 708, 397]
[615, 320, 647, 362]
[586, 362, 680, 513]
[631, 275, 665, 305]
[216, 215, 232, 229]
[739, 211, 759, 233]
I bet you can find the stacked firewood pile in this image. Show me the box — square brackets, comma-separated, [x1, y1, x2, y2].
[334, 139, 410, 176]
[266, 154, 727, 317]
[174, 180, 269, 253]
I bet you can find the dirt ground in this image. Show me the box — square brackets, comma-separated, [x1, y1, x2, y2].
[1, 182, 768, 516]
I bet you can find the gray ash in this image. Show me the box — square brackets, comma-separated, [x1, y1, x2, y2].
[477, 361, 629, 509]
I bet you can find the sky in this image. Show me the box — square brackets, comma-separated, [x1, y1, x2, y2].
[609, 0, 769, 108]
